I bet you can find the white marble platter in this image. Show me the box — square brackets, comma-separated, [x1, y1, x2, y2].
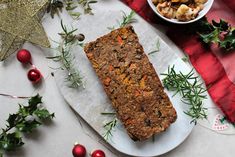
[49, 4, 195, 156]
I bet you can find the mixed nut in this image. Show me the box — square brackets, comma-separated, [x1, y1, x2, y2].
[152, 0, 208, 21]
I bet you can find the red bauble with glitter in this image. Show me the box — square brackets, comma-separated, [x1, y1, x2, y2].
[72, 144, 86, 157]
[17, 49, 31, 64]
[27, 69, 42, 83]
[91, 150, 106, 157]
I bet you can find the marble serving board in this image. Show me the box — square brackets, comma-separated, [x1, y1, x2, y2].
[45, 4, 194, 156]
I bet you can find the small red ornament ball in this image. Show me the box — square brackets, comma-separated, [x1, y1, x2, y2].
[72, 144, 86, 157]
[27, 69, 42, 83]
[91, 150, 106, 157]
[17, 49, 31, 64]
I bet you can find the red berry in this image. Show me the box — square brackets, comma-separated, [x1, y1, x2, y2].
[72, 144, 86, 157]
[17, 49, 31, 64]
[91, 150, 105, 157]
[27, 69, 42, 83]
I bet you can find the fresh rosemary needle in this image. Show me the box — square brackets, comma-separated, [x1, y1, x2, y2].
[100, 112, 116, 115]
[161, 66, 208, 124]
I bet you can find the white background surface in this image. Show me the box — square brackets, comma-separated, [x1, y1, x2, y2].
[0, 0, 234, 157]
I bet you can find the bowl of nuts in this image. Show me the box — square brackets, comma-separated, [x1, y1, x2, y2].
[147, 0, 214, 24]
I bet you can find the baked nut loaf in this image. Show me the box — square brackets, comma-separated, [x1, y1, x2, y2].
[84, 26, 177, 141]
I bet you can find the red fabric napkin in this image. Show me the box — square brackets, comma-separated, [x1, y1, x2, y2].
[121, 0, 235, 123]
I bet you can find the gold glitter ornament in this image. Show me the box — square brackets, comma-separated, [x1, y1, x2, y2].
[0, 0, 50, 61]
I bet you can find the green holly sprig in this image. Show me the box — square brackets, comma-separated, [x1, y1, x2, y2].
[0, 94, 54, 156]
[197, 19, 235, 51]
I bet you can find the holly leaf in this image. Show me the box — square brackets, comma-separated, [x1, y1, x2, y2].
[199, 29, 220, 44]
[34, 109, 55, 120]
[6, 114, 18, 128]
[197, 18, 235, 51]
[0, 132, 24, 151]
[219, 29, 235, 50]
[27, 94, 42, 113]
[212, 19, 229, 31]
[28, 94, 42, 106]
[16, 120, 41, 133]
[18, 105, 29, 117]
[0, 94, 54, 154]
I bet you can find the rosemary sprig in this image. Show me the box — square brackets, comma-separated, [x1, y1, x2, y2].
[119, 10, 136, 27]
[65, 0, 82, 19]
[48, 21, 84, 88]
[47, 0, 64, 18]
[148, 38, 160, 55]
[78, 0, 97, 15]
[101, 112, 118, 141]
[0, 94, 54, 156]
[47, 0, 97, 18]
[161, 66, 208, 124]
[107, 10, 137, 30]
[103, 118, 118, 141]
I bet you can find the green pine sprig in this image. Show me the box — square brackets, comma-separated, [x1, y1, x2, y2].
[161, 66, 208, 124]
[0, 94, 54, 156]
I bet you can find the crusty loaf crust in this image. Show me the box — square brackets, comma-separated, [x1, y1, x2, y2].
[84, 26, 177, 141]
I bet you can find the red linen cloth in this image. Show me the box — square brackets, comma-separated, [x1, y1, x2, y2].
[121, 0, 235, 123]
